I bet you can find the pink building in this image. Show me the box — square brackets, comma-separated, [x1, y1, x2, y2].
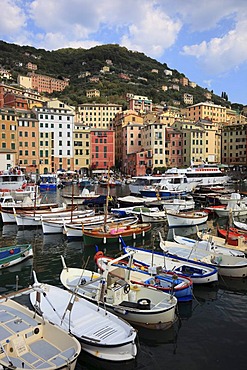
[122, 123, 143, 174]
[167, 127, 183, 167]
[90, 129, 115, 170]
[128, 151, 151, 176]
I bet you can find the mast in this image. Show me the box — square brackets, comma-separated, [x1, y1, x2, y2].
[103, 167, 110, 232]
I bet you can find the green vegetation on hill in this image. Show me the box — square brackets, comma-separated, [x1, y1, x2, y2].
[0, 40, 240, 109]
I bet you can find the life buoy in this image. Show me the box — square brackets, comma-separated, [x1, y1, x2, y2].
[94, 251, 104, 262]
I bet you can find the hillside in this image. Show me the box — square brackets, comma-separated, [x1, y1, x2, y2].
[0, 40, 241, 109]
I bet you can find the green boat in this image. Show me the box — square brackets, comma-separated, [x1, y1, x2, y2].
[0, 244, 33, 269]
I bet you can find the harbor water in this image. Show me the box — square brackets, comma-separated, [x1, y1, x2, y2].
[0, 184, 247, 370]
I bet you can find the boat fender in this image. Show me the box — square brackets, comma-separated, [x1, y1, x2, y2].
[124, 283, 130, 294]
[133, 233, 136, 239]
[9, 249, 14, 255]
[94, 251, 104, 262]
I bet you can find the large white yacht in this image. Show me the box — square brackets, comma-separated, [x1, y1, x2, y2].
[165, 163, 230, 186]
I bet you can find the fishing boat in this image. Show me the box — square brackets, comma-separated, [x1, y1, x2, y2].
[60, 256, 178, 330]
[62, 188, 106, 206]
[172, 229, 246, 258]
[233, 217, 247, 231]
[94, 251, 193, 302]
[197, 227, 247, 254]
[216, 225, 247, 248]
[40, 209, 96, 234]
[63, 215, 139, 239]
[159, 235, 247, 278]
[121, 243, 218, 284]
[83, 222, 152, 245]
[0, 296, 81, 370]
[115, 206, 167, 223]
[30, 273, 137, 362]
[0, 244, 33, 269]
[166, 210, 208, 227]
[13, 205, 79, 227]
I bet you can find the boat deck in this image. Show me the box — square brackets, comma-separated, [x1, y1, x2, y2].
[0, 303, 76, 369]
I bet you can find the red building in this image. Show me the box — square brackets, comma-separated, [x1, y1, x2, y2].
[90, 129, 115, 170]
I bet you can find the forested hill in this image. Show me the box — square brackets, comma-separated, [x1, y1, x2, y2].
[0, 40, 241, 110]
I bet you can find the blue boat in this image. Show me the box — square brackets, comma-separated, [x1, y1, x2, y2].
[95, 250, 193, 302]
[39, 174, 57, 191]
[120, 238, 218, 285]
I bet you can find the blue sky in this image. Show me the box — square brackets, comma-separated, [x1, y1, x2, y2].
[1, 0, 247, 105]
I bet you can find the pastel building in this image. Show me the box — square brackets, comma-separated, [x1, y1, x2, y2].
[78, 103, 122, 130]
[90, 129, 115, 170]
[73, 123, 91, 171]
[185, 101, 226, 123]
[16, 109, 39, 173]
[33, 106, 74, 173]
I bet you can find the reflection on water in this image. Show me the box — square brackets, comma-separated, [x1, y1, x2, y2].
[1, 187, 247, 370]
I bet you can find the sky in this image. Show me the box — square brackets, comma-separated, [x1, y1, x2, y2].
[1, 0, 247, 105]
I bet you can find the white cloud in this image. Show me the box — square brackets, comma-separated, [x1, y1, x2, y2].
[0, 0, 27, 36]
[182, 18, 247, 74]
[120, 2, 181, 58]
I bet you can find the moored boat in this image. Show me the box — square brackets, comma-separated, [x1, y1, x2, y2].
[0, 244, 33, 269]
[83, 222, 152, 245]
[122, 243, 218, 284]
[160, 236, 247, 278]
[166, 210, 208, 227]
[95, 251, 193, 302]
[30, 274, 137, 362]
[60, 256, 178, 330]
[0, 296, 81, 370]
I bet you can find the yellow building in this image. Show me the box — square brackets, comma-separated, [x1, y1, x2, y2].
[173, 119, 221, 166]
[78, 103, 122, 130]
[73, 123, 91, 171]
[186, 101, 226, 123]
[0, 108, 17, 155]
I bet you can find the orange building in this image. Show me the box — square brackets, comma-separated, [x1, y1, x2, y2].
[17, 110, 39, 173]
[90, 129, 115, 170]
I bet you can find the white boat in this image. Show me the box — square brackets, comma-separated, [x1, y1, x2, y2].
[62, 188, 102, 205]
[60, 256, 178, 330]
[162, 197, 195, 211]
[121, 242, 218, 284]
[95, 251, 193, 302]
[140, 174, 198, 198]
[14, 206, 84, 227]
[0, 168, 27, 191]
[114, 206, 167, 223]
[165, 163, 230, 187]
[0, 296, 81, 370]
[196, 227, 247, 254]
[63, 215, 139, 238]
[160, 236, 247, 278]
[218, 192, 247, 205]
[207, 202, 247, 218]
[166, 210, 208, 227]
[172, 229, 246, 258]
[129, 174, 197, 196]
[30, 274, 137, 362]
[233, 217, 247, 231]
[41, 210, 96, 234]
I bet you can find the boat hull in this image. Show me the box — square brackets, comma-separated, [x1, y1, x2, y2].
[83, 223, 152, 245]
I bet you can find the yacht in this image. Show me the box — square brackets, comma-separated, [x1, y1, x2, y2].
[165, 163, 230, 187]
[0, 168, 26, 191]
[129, 174, 197, 195]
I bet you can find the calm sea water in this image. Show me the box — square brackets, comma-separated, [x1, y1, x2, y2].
[0, 184, 247, 370]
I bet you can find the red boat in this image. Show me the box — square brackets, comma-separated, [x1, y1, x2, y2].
[217, 225, 247, 246]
